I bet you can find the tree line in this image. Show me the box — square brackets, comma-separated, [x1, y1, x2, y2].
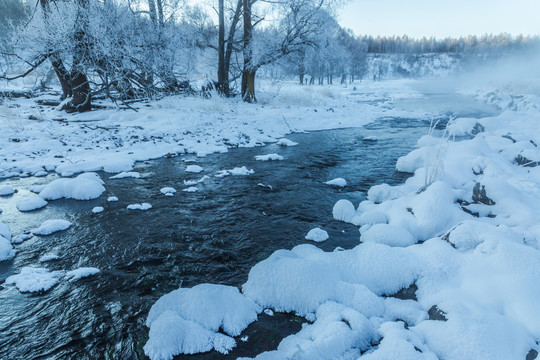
[1, 0, 538, 111]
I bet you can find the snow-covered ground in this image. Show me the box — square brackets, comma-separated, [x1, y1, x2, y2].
[2, 78, 540, 359]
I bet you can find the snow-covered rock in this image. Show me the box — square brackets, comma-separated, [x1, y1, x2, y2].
[0, 185, 15, 196]
[332, 199, 356, 223]
[182, 187, 198, 192]
[32, 219, 72, 235]
[16, 197, 48, 212]
[145, 284, 261, 360]
[276, 138, 298, 146]
[160, 187, 176, 195]
[325, 178, 347, 187]
[127, 203, 152, 210]
[186, 165, 203, 173]
[305, 228, 329, 242]
[0, 232, 16, 261]
[216, 167, 254, 177]
[4, 267, 63, 292]
[110, 171, 140, 179]
[107, 196, 118, 202]
[92, 206, 104, 213]
[255, 154, 283, 161]
[39, 254, 59, 262]
[39, 173, 105, 200]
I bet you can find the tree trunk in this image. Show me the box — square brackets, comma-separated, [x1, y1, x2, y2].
[217, 0, 226, 93]
[49, 52, 72, 100]
[241, 69, 256, 103]
[242, 0, 256, 102]
[69, 0, 91, 111]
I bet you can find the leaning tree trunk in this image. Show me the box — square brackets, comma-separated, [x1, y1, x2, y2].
[241, 0, 256, 102]
[39, 0, 72, 100]
[69, 0, 91, 112]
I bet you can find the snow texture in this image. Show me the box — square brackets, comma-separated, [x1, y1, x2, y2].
[32, 219, 72, 235]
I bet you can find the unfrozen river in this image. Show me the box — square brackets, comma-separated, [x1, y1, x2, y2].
[0, 93, 500, 359]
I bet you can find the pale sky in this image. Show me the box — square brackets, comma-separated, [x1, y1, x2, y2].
[339, 0, 540, 39]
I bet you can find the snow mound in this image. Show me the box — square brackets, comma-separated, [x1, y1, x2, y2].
[325, 178, 347, 187]
[0, 222, 11, 241]
[107, 196, 118, 202]
[243, 243, 420, 316]
[145, 284, 260, 359]
[276, 138, 298, 146]
[0, 235, 15, 261]
[305, 228, 329, 242]
[183, 187, 198, 192]
[216, 166, 254, 177]
[367, 183, 404, 204]
[110, 171, 140, 179]
[127, 203, 152, 210]
[396, 148, 424, 173]
[361, 224, 416, 247]
[332, 199, 356, 223]
[92, 206, 104, 213]
[186, 165, 203, 173]
[65, 267, 100, 281]
[32, 219, 72, 235]
[0, 223, 15, 261]
[5, 267, 63, 292]
[255, 154, 284, 161]
[39, 173, 105, 200]
[183, 180, 198, 186]
[0, 185, 15, 196]
[160, 187, 176, 195]
[16, 197, 48, 212]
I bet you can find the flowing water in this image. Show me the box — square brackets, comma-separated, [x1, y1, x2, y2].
[0, 92, 500, 359]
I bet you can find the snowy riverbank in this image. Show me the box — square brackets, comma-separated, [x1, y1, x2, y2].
[140, 84, 540, 359]
[0, 80, 425, 179]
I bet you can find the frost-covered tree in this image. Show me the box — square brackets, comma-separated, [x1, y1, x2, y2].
[241, 0, 337, 102]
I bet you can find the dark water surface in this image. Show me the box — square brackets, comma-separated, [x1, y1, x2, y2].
[0, 97, 498, 359]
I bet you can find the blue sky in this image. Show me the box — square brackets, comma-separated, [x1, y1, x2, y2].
[339, 0, 540, 38]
